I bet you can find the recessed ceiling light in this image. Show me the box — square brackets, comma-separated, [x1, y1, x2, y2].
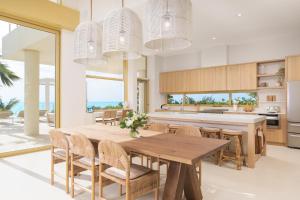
[237, 13, 242, 17]
[212, 37, 217, 40]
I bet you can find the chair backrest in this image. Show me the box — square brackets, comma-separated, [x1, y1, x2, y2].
[69, 134, 95, 159]
[103, 110, 117, 119]
[49, 130, 69, 150]
[175, 126, 202, 137]
[0, 111, 13, 119]
[121, 109, 132, 120]
[98, 140, 129, 171]
[103, 110, 111, 119]
[39, 110, 47, 117]
[110, 110, 117, 118]
[148, 123, 169, 134]
[18, 111, 24, 118]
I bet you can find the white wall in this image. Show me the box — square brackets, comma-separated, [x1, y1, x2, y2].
[201, 45, 228, 67]
[161, 34, 300, 72]
[60, 30, 87, 128]
[228, 33, 300, 64]
[148, 56, 165, 112]
[162, 52, 201, 72]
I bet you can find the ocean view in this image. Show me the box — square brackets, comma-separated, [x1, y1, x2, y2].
[9, 101, 122, 114]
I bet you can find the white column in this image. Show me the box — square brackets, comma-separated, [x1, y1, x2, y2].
[24, 50, 40, 136]
[147, 56, 165, 112]
[127, 63, 137, 111]
[45, 84, 50, 111]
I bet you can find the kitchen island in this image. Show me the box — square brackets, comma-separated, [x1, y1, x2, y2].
[148, 112, 267, 168]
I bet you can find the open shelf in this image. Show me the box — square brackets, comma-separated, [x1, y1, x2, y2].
[257, 86, 285, 90]
[257, 73, 284, 78]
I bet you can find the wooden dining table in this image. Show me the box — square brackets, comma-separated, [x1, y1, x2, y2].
[58, 124, 229, 200]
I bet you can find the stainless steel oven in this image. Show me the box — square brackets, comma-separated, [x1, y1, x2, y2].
[258, 113, 280, 129]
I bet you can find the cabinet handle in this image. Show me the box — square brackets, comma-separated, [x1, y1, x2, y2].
[290, 134, 300, 138]
[290, 124, 300, 127]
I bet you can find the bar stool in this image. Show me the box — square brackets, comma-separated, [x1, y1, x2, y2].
[219, 129, 246, 170]
[200, 127, 222, 164]
[200, 127, 222, 139]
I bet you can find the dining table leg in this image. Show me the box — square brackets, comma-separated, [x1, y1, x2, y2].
[163, 161, 203, 200]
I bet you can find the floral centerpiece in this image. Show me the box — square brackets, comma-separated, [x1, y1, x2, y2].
[119, 111, 148, 138]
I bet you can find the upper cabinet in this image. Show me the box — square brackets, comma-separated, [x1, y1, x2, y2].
[286, 55, 300, 81]
[159, 63, 257, 93]
[226, 63, 257, 91]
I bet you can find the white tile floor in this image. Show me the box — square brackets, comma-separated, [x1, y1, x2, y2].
[0, 145, 299, 200]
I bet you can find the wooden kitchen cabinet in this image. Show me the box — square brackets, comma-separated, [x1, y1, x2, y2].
[226, 63, 257, 91]
[160, 62, 256, 93]
[286, 55, 300, 81]
[200, 67, 215, 91]
[226, 64, 241, 90]
[214, 66, 227, 91]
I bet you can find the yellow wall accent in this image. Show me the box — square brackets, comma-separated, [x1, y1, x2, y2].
[0, 0, 79, 31]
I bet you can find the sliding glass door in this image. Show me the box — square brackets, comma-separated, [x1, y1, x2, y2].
[0, 18, 59, 156]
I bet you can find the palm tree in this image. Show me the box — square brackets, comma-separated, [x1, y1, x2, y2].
[0, 62, 20, 87]
[0, 98, 19, 111]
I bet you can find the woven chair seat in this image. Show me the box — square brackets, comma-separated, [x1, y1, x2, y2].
[104, 164, 151, 180]
[53, 150, 67, 157]
[76, 157, 100, 166]
[96, 117, 116, 121]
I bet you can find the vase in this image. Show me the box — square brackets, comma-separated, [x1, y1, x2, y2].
[129, 129, 140, 138]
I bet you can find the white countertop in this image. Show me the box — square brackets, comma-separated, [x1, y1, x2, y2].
[148, 112, 266, 124]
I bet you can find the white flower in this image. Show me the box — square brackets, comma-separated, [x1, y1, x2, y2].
[126, 119, 133, 127]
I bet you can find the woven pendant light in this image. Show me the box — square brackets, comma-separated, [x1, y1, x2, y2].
[74, 0, 107, 65]
[102, 0, 142, 60]
[144, 0, 192, 51]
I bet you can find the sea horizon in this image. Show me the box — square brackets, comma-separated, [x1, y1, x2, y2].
[9, 101, 122, 114]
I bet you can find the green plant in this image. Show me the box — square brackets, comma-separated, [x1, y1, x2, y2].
[89, 102, 123, 111]
[234, 93, 257, 105]
[0, 62, 20, 87]
[0, 98, 19, 111]
[120, 111, 148, 137]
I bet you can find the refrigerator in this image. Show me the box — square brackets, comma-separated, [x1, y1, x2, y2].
[287, 81, 300, 148]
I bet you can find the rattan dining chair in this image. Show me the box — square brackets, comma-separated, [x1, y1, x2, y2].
[147, 123, 170, 134]
[98, 140, 160, 200]
[96, 110, 118, 125]
[69, 134, 99, 200]
[49, 130, 70, 193]
[175, 126, 202, 182]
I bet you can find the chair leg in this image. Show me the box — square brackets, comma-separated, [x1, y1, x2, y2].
[99, 165, 103, 199]
[125, 185, 131, 200]
[239, 135, 246, 166]
[71, 154, 75, 198]
[66, 157, 69, 193]
[91, 164, 95, 200]
[50, 153, 54, 185]
[218, 149, 224, 166]
[119, 184, 123, 196]
[235, 136, 242, 170]
[154, 188, 159, 200]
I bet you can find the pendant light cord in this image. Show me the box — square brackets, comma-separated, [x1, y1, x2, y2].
[122, 0, 124, 8]
[90, 0, 93, 21]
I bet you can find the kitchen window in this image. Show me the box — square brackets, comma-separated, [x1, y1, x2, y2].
[167, 92, 257, 106]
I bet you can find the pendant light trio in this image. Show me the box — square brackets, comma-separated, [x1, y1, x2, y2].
[74, 0, 192, 65]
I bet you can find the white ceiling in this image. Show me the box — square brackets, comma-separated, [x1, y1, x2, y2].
[77, 0, 300, 55]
